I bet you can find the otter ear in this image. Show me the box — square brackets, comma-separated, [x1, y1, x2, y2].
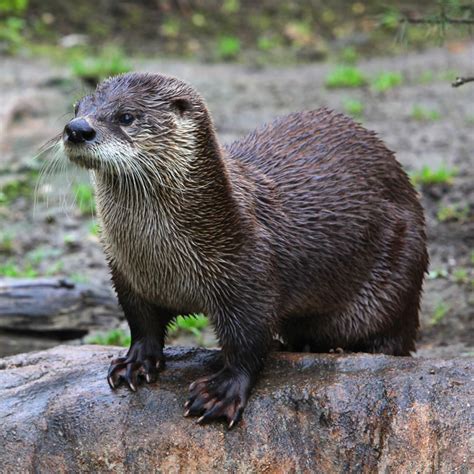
[170, 97, 192, 116]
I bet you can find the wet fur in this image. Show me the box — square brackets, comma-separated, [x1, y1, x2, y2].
[64, 73, 428, 425]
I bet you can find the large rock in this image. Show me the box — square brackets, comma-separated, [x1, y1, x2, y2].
[0, 345, 471, 472]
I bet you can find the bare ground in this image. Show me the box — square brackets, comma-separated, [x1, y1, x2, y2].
[0, 43, 473, 357]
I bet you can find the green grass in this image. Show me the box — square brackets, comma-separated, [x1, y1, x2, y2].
[427, 268, 448, 280]
[69, 45, 131, 86]
[437, 204, 469, 223]
[86, 314, 210, 347]
[89, 221, 100, 236]
[0, 231, 14, 254]
[418, 70, 435, 84]
[325, 66, 367, 89]
[410, 165, 457, 187]
[371, 71, 403, 92]
[0, 261, 38, 278]
[168, 314, 209, 344]
[73, 183, 96, 215]
[0, 178, 33, 204]
[410, 105, 441, 121]
[339, 46, 359, 65]
[452, 268, 469, 285]
[343, 98, 364, 118]
[216, 36, 241, 60]
[86, 328, 131, 347]
[431, 301, 449, 325]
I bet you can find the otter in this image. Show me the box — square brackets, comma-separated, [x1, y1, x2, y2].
[62, 72, 428, 428]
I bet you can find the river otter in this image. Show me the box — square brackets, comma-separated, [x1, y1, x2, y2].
[62, 72, 428, 428]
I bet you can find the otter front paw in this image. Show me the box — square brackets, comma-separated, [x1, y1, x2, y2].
[107, 339, 165, 391]
[184, 368, 252, 428]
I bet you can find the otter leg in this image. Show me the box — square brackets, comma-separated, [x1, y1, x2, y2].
[185, 304, 273, 428]
[107, 268, 175, 391]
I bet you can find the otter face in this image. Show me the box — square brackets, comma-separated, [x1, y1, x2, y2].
[63, 72, 206, 181]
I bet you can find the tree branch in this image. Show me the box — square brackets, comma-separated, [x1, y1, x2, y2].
[402, 17, 474, 25]
[452, 76, 474, 87]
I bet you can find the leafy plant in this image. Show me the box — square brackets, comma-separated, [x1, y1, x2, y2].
[437, 204, 469, 223]
[410, 165, 457, 187]
[0, 177, 33, 204]
[0, 0, 28, 53]
[74, 183, 96, 215]
[339, 46, 359, 64]
[0, 231, 14, 254]
[325, 66, 367, 89]
[431, 301, 449, 325]
[216, 36, 241, 60]
[410, 105, 441, 121]
[69, 46, 131, 86]
[371, 71, 403, 92]
[168, 314, 209, 343]
[452, 268, 469, 285]
[343, 98, 364, 118]
[0, 260, 38, 277]
[89, 221, 100, 236]
[427, 268, 448, 280]
[86, 328, 131, 347]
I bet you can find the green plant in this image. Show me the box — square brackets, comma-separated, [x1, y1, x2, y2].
[70, 273, 89, 284]
[168, 314, 209, 343]
[371, 71, 403, 92]
[45, 260, 64, 276]
[0, 0, 28, 53]
[216, 36, 241, 60]
[0, 231, 14, 254]
[427, 268, 448, 280]
[437, 204, 469, 223]
[0, 260, 38, 277]
[0, 177, 32, 204]
[69, 46, 131, 86]
[410, 165, 457, 187]
[452, 268, 469, 285]
[419, 70, 435, 84]
[89, 221, 100, 236]
[325, 66, 367, 89]
[343, 98, 364, 118]
[339, 46, 359, 64]
[74, 183, 96, 215]
[86, 328, 131, 347]
[431, 301, 449, 325]
[410, 105, 441, 121]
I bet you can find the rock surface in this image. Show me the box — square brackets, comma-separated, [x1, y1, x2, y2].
[0, 345, 472, 473]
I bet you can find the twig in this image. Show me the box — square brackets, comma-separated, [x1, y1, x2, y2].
[452, 76, 474, 87]
[402, 17, 474, 25]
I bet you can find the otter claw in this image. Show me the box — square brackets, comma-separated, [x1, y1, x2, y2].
[185, 368, 251, 428]
[107, 349, 162, 391]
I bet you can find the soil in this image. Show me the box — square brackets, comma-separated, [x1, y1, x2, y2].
[0, 43, 472, 358]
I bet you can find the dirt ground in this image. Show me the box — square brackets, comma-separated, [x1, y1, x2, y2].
[0, 43, 473, 357]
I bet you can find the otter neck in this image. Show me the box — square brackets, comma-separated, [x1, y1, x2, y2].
[93, 135, 248, 254]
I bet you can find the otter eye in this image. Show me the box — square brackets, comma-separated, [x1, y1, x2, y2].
[119, 113, 135, 126]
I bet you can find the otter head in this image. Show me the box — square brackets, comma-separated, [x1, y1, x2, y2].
[63, 72, 213, 183]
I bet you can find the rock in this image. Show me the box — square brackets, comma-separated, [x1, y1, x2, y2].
[0, 345, 471, 472]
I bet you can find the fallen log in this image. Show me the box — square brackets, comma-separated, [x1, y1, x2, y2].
[0, 345, 471, 472]
[0, 278, 121, 334]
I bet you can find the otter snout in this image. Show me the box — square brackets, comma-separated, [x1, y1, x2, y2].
[64, 118, 96, 144]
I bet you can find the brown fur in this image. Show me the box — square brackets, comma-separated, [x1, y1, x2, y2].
[62, 72, 429, 427]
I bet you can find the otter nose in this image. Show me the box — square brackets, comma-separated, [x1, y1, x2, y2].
[64, 118, 96, 144]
